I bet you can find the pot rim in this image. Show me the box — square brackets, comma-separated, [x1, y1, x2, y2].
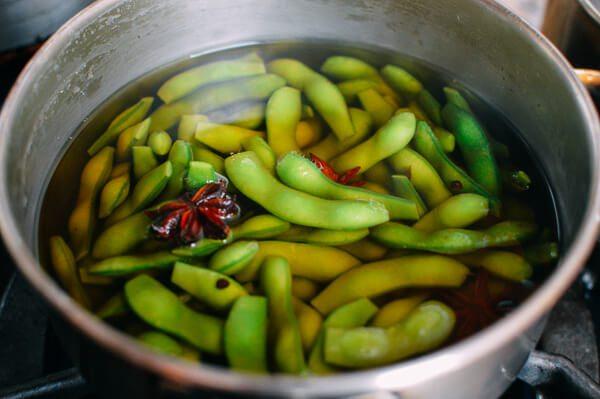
[0, 0, 598, 395]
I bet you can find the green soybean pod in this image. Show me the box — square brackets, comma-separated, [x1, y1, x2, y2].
[339, 239, 388, 261]
[49, 236, 90, 308]
[191, 144, 225, 173]
[266, 86, 302, 156]
[413, 193, 489, 232]
[363, 161, 392, 188]
[456, 250, 533, 281]
[177, 114, 208, 142]
[98, 174, 130, 219]
[131, 161, 173, 211]
[92, 212, 150, 259]
[209, 241, 260, 275]
[308, 298, 378, 374]
[330, 112, 416, 174]
[295, 118, 324, 148]
[433, 126, 456, 153]
[158, 140, 193, 201]
[148, 131, 173, 157]
[390, 175, 428, 217]
[225, 152, 390, 230]
[442, 103, 501, 197]
[235, 241, 361, 283]
[416, 89, 443, 126]
[88, 251, 179, 276]
[132, 146, 158, 180]
[337, 79, 379, 103]
[116, 118, 151, 161]
[358, 88, 396, 127]
[306, 107, 373, 161]
[225, 296, 268, 372]
[267, 58, 315, 88]
[324, 301, 455, 368]
[276, 225, 369, 246]
[261, 256, 306, 374]
[68, 147, 114, 260]
[232, 215, 291, 239]
[88, 97, 154, 155]
[138, 331, 184, 357]
[171, 262, 247, 311]
[150, 74, 286, 132]
[292, 297, 323, 352]
[387, 148, 452, 208]
[381, 65, 423, 98]
[443, 87, 473, 112]
[96, 293, 129, 319]
[241, 136, 277, 173]
[277, 152, 418, 221]
[370, 295, 428, 328]
[110, 162, 131, 178]
[184, 161, 217, 191]
[125, 275, 223, 354]
[157, 52, 266, 104]
[292, 277, 320, 301]
[207, 101, 266, 130]
[104, 199, 135, 226]
[370, 221, 538, 254]
[311, 255, 468, 314]
[362, 182, 390, 195]
[195, 122, 263, 153]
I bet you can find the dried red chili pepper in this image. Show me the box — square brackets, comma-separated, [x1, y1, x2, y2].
[145, 180, 240, 245]
[309, 153, 364, 186]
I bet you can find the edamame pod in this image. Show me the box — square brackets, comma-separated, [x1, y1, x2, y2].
[387, 148, 451, 208]
[158, 52, 266, 103]
[502, 168, 532, 192]
[266, 86, 302, 156]
[96, 292, 129, 319]
[433, 126, 456, 153]
[116, 118, 151, 161]
[178, 114, 208, 142]
[311, 255, 468, 314]
[49, 236, 90, 308]
[93, 212, 150, 259]
[390, 175, 428, 217]
[295, 119, 323, 149]
[362, 182, 390, 194]
[324, 301, 455, 368]
[138, 331, 184, 357]
[337, 79, 378, 103]
[363, 161, 391, 188]
[132, 146, 158, 180]
[98, 174, 130, 218]
[370, 295, 428, 328]
[358, 88, 396, 127]
[242, 136, 277, 173]
[381, 65, 423, 98]
[172, 262, 247, 310]
[125, 275, 223, 354]
[209, 241, 260, 275]
[456, 250, 533, 281]
[330, 112, 416, 174]
[195, 122, 263, 154]
[371, 221, 538, 254]
[443, 87, 472, 112]
[416, 89, 443, 126]
[225, 152, 389, 230]
[207, 101, 266, 130]
[308, 298, 378, 374]
[306, 107, 373, 161]
[68, 147, 114, 260]
[89, 251, 178, 276]
[148, 131, 173, 156]
[224, 296, 268, 372]
[150, 74, 285, 131]
[184, 161, 217, 191]
[292, 277, 320, 301]
[88, 97, 154, 155]
[261, 257, 306, 374]
[413, 194, 489, 232]
[339, 239, 388, 261]
[131, 161, 173, 212]
[235, 241, 360, 283]
[442, 104, 501, 196]
[110, 162, 131, 178]
[277, 152, 418, 220]
[276, 225, 369, 246]
[191, 144, 225, 173]
[158, 140, 193, 201]
[292, 297, 323, 352]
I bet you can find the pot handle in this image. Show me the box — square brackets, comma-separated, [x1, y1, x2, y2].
[575, 69, 600, 89]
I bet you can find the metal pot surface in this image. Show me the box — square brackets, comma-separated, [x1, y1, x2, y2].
[0, 1, 598, 398]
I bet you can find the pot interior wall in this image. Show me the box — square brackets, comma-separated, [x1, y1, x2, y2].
[2, 0, 594, 259]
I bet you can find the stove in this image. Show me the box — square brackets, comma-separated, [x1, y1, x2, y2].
[0, 1, 598, 398]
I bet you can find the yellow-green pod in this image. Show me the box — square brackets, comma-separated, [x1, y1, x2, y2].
[337, 79, 378, 103]
[98, 174, 130, 219]
[358, 88, 396, 127]
[339, 239, 388, 261]
[177, 114, 208, 142]
[456, 250, 533, 281]
[370, 294, 428, 327]
[266, 86, 302, 156]
[190, 144, 225, 174]
[195, 121, 263, 153]
[363, 161, 391, 187]
[130, 161, 173, 212]
[242, 136, 277, 173]
[110, 162, 131, 178]
[116, 118, 151, 161]
[413, 193, 489, 232]
[433, 126, 456, 153]
[148, 131, 173, 157]
[361, 181, 390, 195]
[292, 297, 323, 352]
[381, 65, 423, 98]
[292, 277, 320, 302]
[207, 101, 266, 130]
[49, 236, 90, 308]
[295, 119, 323, 149]
[68, 147, 114, 260]
[132, 146, 158, 180]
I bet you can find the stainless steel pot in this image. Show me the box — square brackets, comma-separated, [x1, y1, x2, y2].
[0, 0, 598, 398]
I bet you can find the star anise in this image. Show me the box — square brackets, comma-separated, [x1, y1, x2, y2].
[145, 180, 240, 245]
[436, 270, 529, 342]
[309, 153, 364, 186]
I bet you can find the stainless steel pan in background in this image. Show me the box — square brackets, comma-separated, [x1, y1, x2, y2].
[0, 1, 598, 398]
